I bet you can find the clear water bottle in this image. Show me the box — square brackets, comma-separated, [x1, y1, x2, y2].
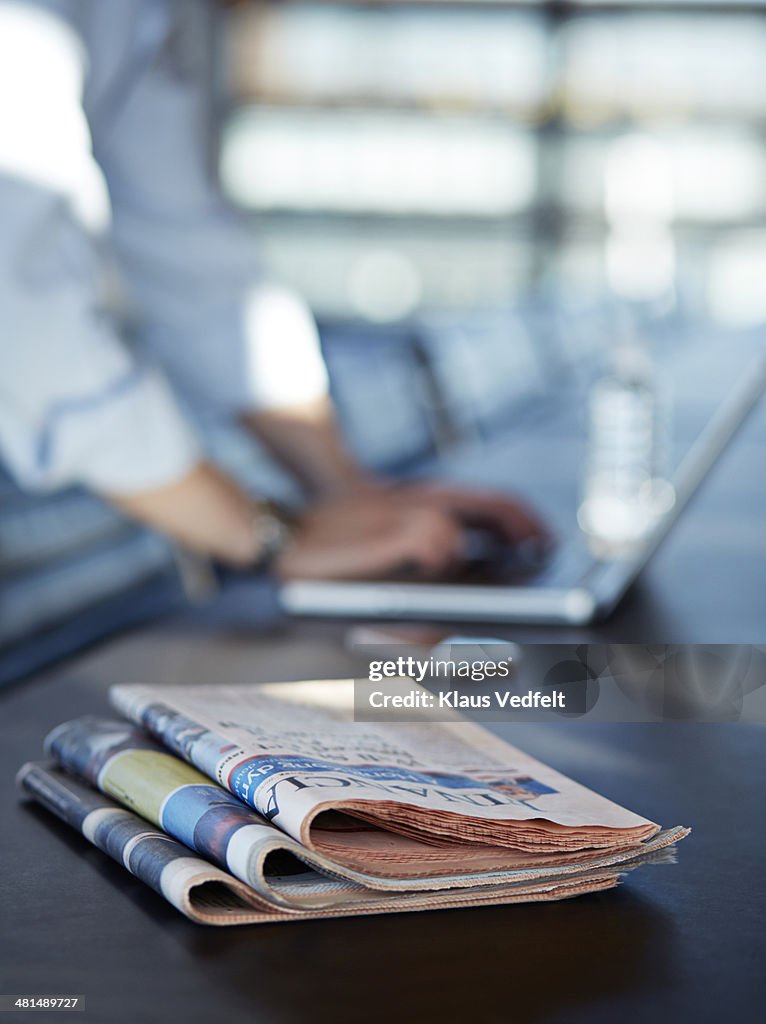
[579, 340, 673, 553]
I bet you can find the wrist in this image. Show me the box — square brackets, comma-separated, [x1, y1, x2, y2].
[316, 469, 379, 501]
[248, 500, 299, 570]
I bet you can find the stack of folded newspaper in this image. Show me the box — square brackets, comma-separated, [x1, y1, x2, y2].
[17, 680, 689, 926]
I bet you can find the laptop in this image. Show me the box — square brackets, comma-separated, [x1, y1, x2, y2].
[280, 357, 765, 626]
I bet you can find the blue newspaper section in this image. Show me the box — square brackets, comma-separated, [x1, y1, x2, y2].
[227, 754, 557, 821]
[45, 718, 280, 876]
[129, 700, 560, 822]
[161, 784, 260, 862]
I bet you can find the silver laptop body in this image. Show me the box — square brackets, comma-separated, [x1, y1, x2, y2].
[280, 359, 765, 626]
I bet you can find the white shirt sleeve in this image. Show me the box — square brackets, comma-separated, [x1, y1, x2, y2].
[0, 2, 200, 495]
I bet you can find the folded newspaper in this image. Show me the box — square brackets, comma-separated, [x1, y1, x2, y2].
[17, 680, 689, 925]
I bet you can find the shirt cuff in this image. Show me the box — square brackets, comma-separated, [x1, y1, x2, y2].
[39, 368, 201, 495]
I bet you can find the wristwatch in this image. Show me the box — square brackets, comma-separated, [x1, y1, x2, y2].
[174, 499, 297, 601]
[251, 499, 298, 571]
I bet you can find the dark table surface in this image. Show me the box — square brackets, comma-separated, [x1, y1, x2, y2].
[1, 337, 765, 1023]
[1, 635, 765, 1024]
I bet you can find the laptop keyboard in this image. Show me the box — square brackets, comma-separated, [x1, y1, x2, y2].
[527, 542, 595, 587]
[456, 533, 594, 589]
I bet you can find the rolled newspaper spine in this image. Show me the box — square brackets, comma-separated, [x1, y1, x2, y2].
[16, 762, 647, 924]
[16, 762, 276, 926]
[41, 716, 364, 908]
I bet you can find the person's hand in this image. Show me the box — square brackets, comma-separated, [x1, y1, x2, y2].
[275, 491, 464, 581]
[390, 482, 552, 554]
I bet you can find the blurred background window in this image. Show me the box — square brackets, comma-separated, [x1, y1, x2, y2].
[216, 0, 766, 467]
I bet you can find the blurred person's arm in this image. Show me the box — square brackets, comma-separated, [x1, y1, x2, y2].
[244, 397, 373, 499]
[0, 0, 459, 581]
[0, 2, 195, 499]
[83, 3, 372, 492]
[245, 400, 550, 550]
[0, 2, 272, 565]
[0, 2, 542, 582]
[94, 1, 549, 551]
[110, 462, 465, 580]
